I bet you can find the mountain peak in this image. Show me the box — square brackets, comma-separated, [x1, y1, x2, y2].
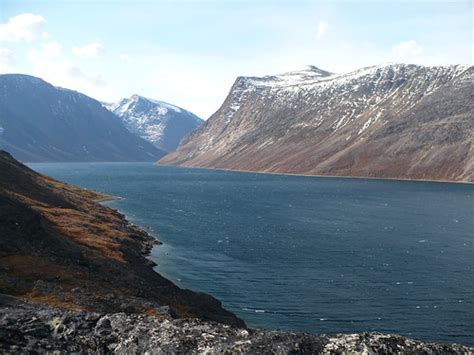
[240, 65, 334, 89]
[278, 65, 333, 78]
[130, 94, 143, 101]
[105, 95, 203, 152]
[126, 95, 183, 113]
[304, 65, 333, 76]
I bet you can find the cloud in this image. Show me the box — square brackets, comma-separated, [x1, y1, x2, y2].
[316, 21, 329, 40]
[72, 42, 104, 58]
[391, 40, 423, 61]
[0, 13, 48, 42]
[30, 56, 114, 100]
[0, 48, 15, 72]
[119, 53, 130, 61]
[41, 41, 62, 57]
[27, 43, 114, 101]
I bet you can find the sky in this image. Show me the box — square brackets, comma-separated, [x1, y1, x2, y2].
[0, 0, 472, 118]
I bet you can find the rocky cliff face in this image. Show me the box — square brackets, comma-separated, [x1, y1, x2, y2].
[160, 64, 473, 182]
[0, 150, 242, 327]
[106, 95, 203, 152]
[0, 75, 166, 162]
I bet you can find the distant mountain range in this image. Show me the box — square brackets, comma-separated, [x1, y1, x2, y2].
[0, 74, 166, 162]
[105, 95, 203, 152]
[160, 64, 474, 182]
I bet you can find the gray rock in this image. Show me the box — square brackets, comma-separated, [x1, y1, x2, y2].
[0, 295, 471, 354]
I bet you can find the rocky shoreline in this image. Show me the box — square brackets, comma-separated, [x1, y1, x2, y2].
[2, 294, 473, 354]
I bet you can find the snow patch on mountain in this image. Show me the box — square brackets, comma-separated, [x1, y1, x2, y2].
[244, 65, 333, 88]
[105, 95, 203, 152]
[222, 63, 469, 136]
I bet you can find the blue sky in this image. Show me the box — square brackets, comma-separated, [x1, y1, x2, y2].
[0, 0, 472, 118]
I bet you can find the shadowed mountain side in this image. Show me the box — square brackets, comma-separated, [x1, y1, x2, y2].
[0, 75, 166, 162]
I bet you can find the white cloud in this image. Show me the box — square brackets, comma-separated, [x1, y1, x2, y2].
[41, 41, 62, 57]
[72, 42, 104, 58]
[391, 40, 423, 61]
[0, 48, 15, 72]
[316, 21, 329, 40]
[31, 57, 114, 100]
[119, 53, 130, 61]
[0, 13, 48, 42]
[27, 43, 115, 101]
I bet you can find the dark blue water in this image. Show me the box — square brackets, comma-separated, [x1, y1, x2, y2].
[29, 162, 474, 345]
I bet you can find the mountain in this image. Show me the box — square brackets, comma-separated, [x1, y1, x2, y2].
[105, 95, 203, 152]
[0, 74, 166, 162]
[160, 64, 474, 182]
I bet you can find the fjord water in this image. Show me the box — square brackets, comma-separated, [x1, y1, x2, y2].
[30, 163, 474, 345]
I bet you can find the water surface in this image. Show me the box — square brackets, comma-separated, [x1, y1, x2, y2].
[29, 162, 474, 345]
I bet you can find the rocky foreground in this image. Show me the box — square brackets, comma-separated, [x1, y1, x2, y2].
[2, 294, 473, 354]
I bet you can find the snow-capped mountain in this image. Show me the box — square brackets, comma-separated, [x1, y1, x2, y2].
[0, 74, 166, 162]
[160, 64, 474, 182]
[106, 95, 203, 152]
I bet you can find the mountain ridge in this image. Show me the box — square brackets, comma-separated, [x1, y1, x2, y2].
[0, 74, 166, 162]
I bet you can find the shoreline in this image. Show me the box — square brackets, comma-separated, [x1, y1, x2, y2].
[94, 194, 121, 203]
[157, 163, 474, 186]
[28, 161, 474, 185]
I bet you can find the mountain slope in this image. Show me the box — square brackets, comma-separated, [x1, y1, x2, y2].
[160, 64, 473, 182]
[106, 95, 203, 152]
[0, 74, 166, 162]
[0, 150, 243, 326]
